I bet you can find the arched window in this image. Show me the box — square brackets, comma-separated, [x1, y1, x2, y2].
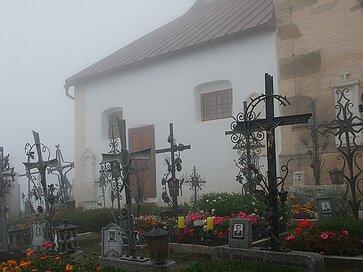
[101, 107, 123, 140]
[194, 80, 233, 122]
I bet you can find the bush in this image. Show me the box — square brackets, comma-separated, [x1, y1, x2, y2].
[284, 218, 363, 256]
[192, 192, 265, 216]
[314, 216, 363, 239]
[52, 207, 116, 233]
[182, 260, 299, 272]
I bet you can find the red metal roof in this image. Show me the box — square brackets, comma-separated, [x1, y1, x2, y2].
[65, 0, 274, 88]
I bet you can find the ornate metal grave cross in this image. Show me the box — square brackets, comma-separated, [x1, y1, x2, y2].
[48, 145, 74, 204]
[226, 74, 311, 251]
[323, 89, 363, 218]
[184, 166, 206, 203]
[156, 123, 191, 217]
[100, 118, 151, 259]
[234, 101, 264, 194]
[23, 131, 58, 241]
[0, 147, 15, 251]
[292, 98, 327, 185]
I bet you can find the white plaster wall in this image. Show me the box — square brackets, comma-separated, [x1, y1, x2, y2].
[74, 30, 278, 206]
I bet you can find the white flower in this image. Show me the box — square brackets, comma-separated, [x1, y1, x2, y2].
[206, 199, 209, 202]
[252, 202, 255, 205]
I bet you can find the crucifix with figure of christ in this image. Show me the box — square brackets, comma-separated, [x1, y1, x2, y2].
[156, 123, 191, 217]
[100, 118, 151, 259]
[226, 73, 311, 251]
[23, 131, 58, 241]
[47, 144, 74, 204]
[0, 147, 15, 251]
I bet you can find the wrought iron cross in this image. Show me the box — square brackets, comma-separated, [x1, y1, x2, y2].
[226, 73, 311, 251]
[323, 89, 363, 218]
[292, 98, 327, 185]
[156, 123, 191, 217]
[23, 131, 58, 218]
[100, 118, 151, 259]
[48, 145, 74, 204]
[0, 147, 15, 251]
[184, 166, 206, 203]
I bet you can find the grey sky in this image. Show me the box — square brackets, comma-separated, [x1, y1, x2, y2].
[0, 0, 195, 190]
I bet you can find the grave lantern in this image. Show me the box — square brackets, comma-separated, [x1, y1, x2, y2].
[144, 226, 169, 264]
[8, 225, 24, 250]
[328, 167, 344, 185]
[54, 219, 79, 253]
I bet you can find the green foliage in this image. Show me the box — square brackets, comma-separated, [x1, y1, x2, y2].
[131, 202, 165, 216]
[182, 260, 299, 272]
[314, 216, 363, 239]
[192, 192, 265, 216]
[52, 207, 116, 233]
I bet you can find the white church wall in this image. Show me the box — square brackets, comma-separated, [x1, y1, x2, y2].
[74, 30, 277, 206]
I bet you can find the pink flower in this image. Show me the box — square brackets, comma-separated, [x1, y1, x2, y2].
[320, 233, 329, 240]
[213, 216, 223, 225]
[246, 215, 257, 224]
[237, 212, 247, 218]
[342, 230, 349, 235]
[360, 240, 363, 244]
[286, 235, 295, 241]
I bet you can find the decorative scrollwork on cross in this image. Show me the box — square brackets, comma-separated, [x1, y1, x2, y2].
[322, 88, 363, 218]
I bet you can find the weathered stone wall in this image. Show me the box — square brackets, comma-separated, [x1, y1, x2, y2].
[274, 0, 363, 186]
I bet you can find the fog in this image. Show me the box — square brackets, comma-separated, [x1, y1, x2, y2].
[0, 0, 195, 192]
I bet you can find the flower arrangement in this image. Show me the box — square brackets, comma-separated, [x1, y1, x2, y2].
[288, 195, 316, 219]
[175, 211, 260, 245]
[0, 250, 101, 272]
[284, 219, 363, 256]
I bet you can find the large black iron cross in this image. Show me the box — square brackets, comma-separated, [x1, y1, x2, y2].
[156, 123, 191, 217]
[100, 118, 150, 259]
[23, 131, 58, 218]
[227, 74, 311, 251]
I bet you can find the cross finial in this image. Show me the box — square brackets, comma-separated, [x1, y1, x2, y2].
[340, 70, 350, 81]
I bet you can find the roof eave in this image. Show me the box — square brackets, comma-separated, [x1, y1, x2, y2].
[64, 20, 274, 89]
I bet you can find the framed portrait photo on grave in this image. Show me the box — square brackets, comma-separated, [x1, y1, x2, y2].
[316, 198, 334, 219]
[232, 223, 244, 238]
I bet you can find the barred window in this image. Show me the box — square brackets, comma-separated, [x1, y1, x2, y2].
[201, 89, 232, 121]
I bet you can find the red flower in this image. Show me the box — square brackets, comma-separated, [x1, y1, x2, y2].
[299, 220, 310, 228]
[295, 227, 303, 234]
[216, 231, 224, 239]
[320, 233, 329, 240]
[342, 230, 349, 235]
[224, 215, 230, 220]
[286, 235, 295, 241]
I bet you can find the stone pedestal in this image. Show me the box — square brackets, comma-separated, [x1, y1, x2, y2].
[99, 256, 176, 272]
[212, 246, 324, 272]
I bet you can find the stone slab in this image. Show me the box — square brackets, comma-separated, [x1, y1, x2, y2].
[228, 219, 253, 248]
[169, 242, 212, 255]
[212, 246, 324, 272]
[99, 256, 176, 272]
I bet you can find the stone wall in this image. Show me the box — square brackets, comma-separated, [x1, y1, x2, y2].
[274, 0, 363, 186]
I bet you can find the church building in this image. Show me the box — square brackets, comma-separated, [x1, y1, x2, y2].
[64, 0, 277, 207]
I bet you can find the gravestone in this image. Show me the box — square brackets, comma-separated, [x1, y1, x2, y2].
[293, 171, 305, 187]
[316, 198, 334, 219]
[228, 219, 252, 248]
[289, 185, 346, 213]
[31, 221, 46, 249]
[101, 223, 123, 257]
